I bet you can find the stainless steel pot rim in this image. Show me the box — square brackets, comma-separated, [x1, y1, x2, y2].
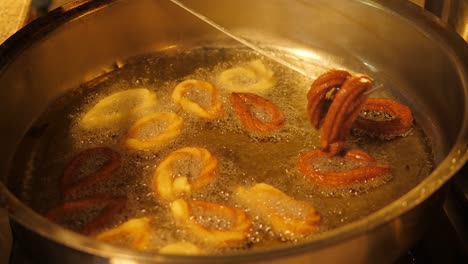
[0, 0, 467, 262]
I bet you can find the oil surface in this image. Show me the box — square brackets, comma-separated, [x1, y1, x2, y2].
[10, 47, 434, 254]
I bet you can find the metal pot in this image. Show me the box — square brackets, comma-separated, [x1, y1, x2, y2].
[0, 0, 467, 263]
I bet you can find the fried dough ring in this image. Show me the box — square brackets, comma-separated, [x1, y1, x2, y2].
[307, 69, 351, 129]
[298, 149, 391, 187]
[353, 98, 414, 139]
[159, 242, 204, 255]
[45, 197, 127, 235]
[61, 147, 121, 199]
[234, 183, 320, 240]
[307, 70, 372, 155]
[172, 79, 223, 119]
[153, 147, 218, 201]
[125, 112, 184, 151]
[320, 75, 372, 155]
[230, 92, 285, 133]
[81, 88, 157, 129]
[171, 199, 252, 247]
[96, 217, 154, 250]
[218, 60, 276, 93]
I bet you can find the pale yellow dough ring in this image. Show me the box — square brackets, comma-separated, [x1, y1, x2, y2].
[172, 79, 223, 119]
[81, 88, 157, 129]
[234, 183, 320, 240]
[125, 112, 183, 151]
[153, 147, 218, 201]
[95, 217, 154, 250]
[159, 242, 203, 255]
[217, 60, 276, 93]
[171, 199, 252, 247]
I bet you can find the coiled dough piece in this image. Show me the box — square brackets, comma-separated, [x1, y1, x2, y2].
[234, 183, 320, 240]
[125, 112, 183, 151]
[171, 199, 252, 247]
[95, 217, 154, 250]
[217, 60, 276, 93]
[153, 147, 218, 201]
[172, 79, 223, 120]
[81, 88, 157, 129]
[230, 92, 285, 133]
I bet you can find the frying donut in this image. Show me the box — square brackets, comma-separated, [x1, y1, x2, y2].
[307, 70, 372, 155]
[218, 60, 276, 93]
[125, 112, 184, 151]
[96, 217, 154, 250]
[353, 98, 414, 139]
[153, 147, 218, 201]
[45, 197, 127, 235]
[172, 79, 223, 119]
[170, 199, 252, 247]
[61, 147, 121, 199]
[234, 183, 320, 241]
[230, 92, 285, 133]
[298, 148, 391, 187]
[81, 89, 157, 129]
[307, 69, 352, 129]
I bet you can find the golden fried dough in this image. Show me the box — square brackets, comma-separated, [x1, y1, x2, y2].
[171, 199, 252, 247]
[234, 183, 320, 240]
[154, 147, 218, 201]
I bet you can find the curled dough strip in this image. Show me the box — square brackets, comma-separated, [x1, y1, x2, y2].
[320, 75, 372, 154]
[298, 149, 391, 187]
[153, 147, 218, 201]
[81, 89, 157, 129]
[61, 147, 121, 199]
[172, 79, 223, 119]
[218, 60, 276, 93]
[307, 70, 372, 154]
[230, 92, 285, 133]
[96, 217, 154, 250]
[307, 70, 372, 155]
[353, 98, 414, 139]
[171, 199, 252, 247]
[45, 197, 127, 235]
[307, 69, 351, 129]
[234, 183, 320, 240]
[125, 112, 184, 151]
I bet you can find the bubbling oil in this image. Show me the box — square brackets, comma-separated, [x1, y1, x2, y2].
[11, 47, 434, 255]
